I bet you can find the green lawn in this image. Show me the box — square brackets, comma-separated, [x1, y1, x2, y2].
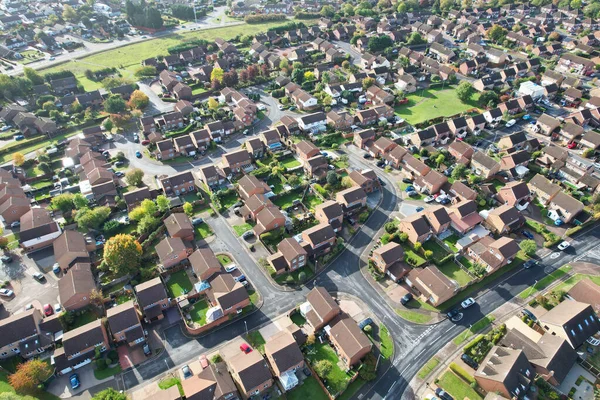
[192, 86, 207, 95]
[417, 357, 441, 379]
[553, 273, 600, 292]
[166, 270, 193, 298]
[194, 222, 213, 239]
[267, 176, 284, 194]
[394, 88, 481, 125]
[396, 309, 433, 324]
[442, 234, 460, 253]
[70, 309, 99, 330]
[438, 371, 483, 400]
[337, 378, 365, 400]
[517, 265, 572, 299]
[422, 240, 451, 260]
[401, 243, 427, 267]
[287, 376, 329, 400]
[189, 300, 209, 326]
[305, 342, 354, 395]
[217, 254, 232, 266]
[274, 265, 314, 285]
[158, 376, 184, 396]
[0, 128, 85, 163]
[280, 157, 301, 169]
[290, 312, 307, 327]
[438, 260, 473, 287]
[304, 194, 323, 210]
[94, 364, 121, 380]
[272, 191, 303, 209]
[379, 324, 394, 359]
[218, 192, 239, 210]
[233, 223, 253, 236]
[453, 315, 496, 346]
[246, 331, 266, 353]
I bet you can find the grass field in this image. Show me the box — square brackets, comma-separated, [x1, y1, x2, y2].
[41, 20, 314, 90]
[553, 273, 600, 292]
[438, 260, 473, 287]
[281, 157, 301, 169]
[166, 270, 193, 298]
[396, 309, 433, 324]
[517, 265, 572, 299]
[94, 364, 122, 380]
[379, 324, 394, 359]
[394, 88, 480, 125]
[189, 300, 209, 326]
[194, 222, 213, 239]
[158, 376, 184, 396]
[218, 254, 232, 266]
[233, 223, 253, 236]
[438, 371, 483, 400]
[246, 331, 266, 353]
[287, 376, 329, 400]
[306, 342, 354, 395]
[417, 357, 441, 379]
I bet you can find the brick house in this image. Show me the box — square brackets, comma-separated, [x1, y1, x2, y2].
[58, 263, 95, 311]
[106, 300, 145, 346]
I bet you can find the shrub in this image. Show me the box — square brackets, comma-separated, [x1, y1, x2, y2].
[313, 360, 332, 378]
[107, 350, 118, 364]
[211, 354, 222, 363]
[95, 358, 107, 370]
[449, 362, 476, 384]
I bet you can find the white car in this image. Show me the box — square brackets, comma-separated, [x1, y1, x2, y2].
[424, 195, 435, 203]
[54, 304, 62, 313]
[557, 241, 570, 251]
[461, 297, 476, 309]
[0, 289, 13, 297]
[435, 195, 448, 203]
[505, 119, 516, 128]
[224, 264, 237, 273]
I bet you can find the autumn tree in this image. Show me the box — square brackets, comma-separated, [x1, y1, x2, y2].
[211, 67, 224, 83]
[156, 195, 170, 212]
[125, 168, 144, 187]
[92, 388, 129, 400]
[9, 359, 52, 395]
[13, 152, 24, 167]
[103, 234, 142, 276]
[89, 288, 105, 310]
[207, 97, 219, 110]
[362, 77, 375, 90]
[128, 90, 150, 110]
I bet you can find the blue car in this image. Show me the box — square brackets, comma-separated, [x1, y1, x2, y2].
[440, 198, 451, 205]
[135, 151, 142, 158]
[522, 230, 534, 239]
[69, 373, 80, 390]
[554, 219, 563, 226]
[405, 185, 415, 192]
[13, 135, 24, 141]
[416, 206, 424, 212]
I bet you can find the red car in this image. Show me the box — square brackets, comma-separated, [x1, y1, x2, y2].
[141, 140, 150, 146]
[397, 98, 409, 105]
[568, 141, 577, 149]
[240, 343, 252, 354]
[199, 355, 209, 368]
[43, 304, 53, 316]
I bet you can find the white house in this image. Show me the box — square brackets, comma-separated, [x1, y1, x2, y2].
[517, 81, 545, 100]
[298, 112, 327, 133]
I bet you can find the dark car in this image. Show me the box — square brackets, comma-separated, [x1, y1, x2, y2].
[447, 309, 460, 320]
[400, 293, 413, 305]
[69, 373, 80, 390]
[376, 160, 385, 167]
[358, 317, 373, 329]
[1, 255, 12, 264]
[522, 230, 534, 239]
[461, 354, 479, 369]
[363, 153, 372, 159]
[435, 388, 454, 400]
[523, 260, 538, 269]
[521, 309, 537, 321]
[402, 178, 413, 184]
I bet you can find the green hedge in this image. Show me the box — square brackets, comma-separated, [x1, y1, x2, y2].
[0, 135, 47, 156]
[449, 363, 476, 385]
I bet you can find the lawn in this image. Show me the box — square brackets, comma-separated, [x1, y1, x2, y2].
[396, 309, 433, 324]
[218, 192, 239, 211]
[272, 191, 303, 209]
[304, 194, 323, 210]
[280, 157, 301, 169]
[417, 357, 441, 379]
[70, 309, 99, 330]
[438, 371, 483, 400]
[166, 270, 193, 298]
[401, 243, 427, 267]
[94, 364, 122, 380]
[287, 376, 329, 400]
[453, 315, 496, 346]
[0, 128, 84, 163]
[274, 265, 314, 285]
[267, 176, 284, 194]
[553, 273, 600, 292]
[158, 376, 184, 397]
[232, 223, 253, 236]
[422, 240, 451, 260]
[337, 378, 365, 400]
[194, 222, 213, 239]
[217, 254, 232, 266]
[517, 265, 572, 299]
[438, 260, 473, 287]
[290, 311, 307, 327]
[246, 331, 266, 353]
[189, 300, 209, 326]
[379, 324, 394, 359]
[394, 88, 481, 125]
[442, 234, 460, 253]
[491, 179, 506, 191]
[305, 342, 354, 395]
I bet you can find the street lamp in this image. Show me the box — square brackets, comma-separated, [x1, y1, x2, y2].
[244, 320, 248, 336]
[527, 280, 538, 298]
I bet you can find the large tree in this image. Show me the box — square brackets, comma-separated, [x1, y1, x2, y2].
[92, 388, 129, 400]
[75, 207, 111, 230]
[103, 234, 142, 276]
[456, 81, 474, 103]
[103, 94, 127, 114]
[125, 168, 144, 187]
[9, 359, 52, 395]
[486, 25, 507, 43]
[51, 193, 75, 213]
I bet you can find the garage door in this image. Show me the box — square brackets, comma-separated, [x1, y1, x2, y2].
[73, 358, 92, 370]
[60, 367, 72, 375]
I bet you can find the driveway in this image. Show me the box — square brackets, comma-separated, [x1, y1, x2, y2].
[137, 82, 175, 116]
[47, 364, 115, 399]
[333, 40, 362, 65]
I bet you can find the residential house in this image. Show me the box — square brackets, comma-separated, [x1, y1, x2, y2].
[534, 113, 561, 136]
[548, 192, 584, 223]
[449, 200, 483, 234]
[301, 223, 336, 257]
[405, 266, 458, 306]
[53, 320, 109, 375]
[414, 170, 447, 195]
[156, 237, 191, 270]
[295, 140, 321, 161]
[58, 263, 95, 311]
[298, 112, 327, 134]
[328, 318, 372, 368]
[424, 206, 451, 236]
[567, 279, 600, 314]
[135, 277, 170, 323]
[402, 156, 431, 179]
[222, 150, 252, 174]
[467, 236, 520, 273]
[528, 174, 561, 205]
[180, 361, 239, 400]
[485, 204, 524, 234]
[539, 300, 600, 349]
[0, 309, 52, 360]
[158, 171, 196, 196]
[304, 155, 328, 179]
[474, 346, 534, 399]
[348, 170, 379, 194]
[335, 186, 367, 215]
[314, 201, 344, 233]
[268, 238, 308, 275]
[164, 213, 194, 242]
[189, 248, 222, 282]
[18, 208, 61, 252]
[155, 140, 175, 161]
[399, 214, 432, 245]
[254, 206, 286, 236]
[106, 300, 145, 346]
[264, 331, 304, 391]
[497, 182, 532, 210]
[237, 175, 270, 200]
[369, 137, 397, 158]
[227, 347, 273, 398]
[53, 231, 90, 272]
[300, 287, 341, 331]
[500, 151, 531, 171]
[198, 165, 226, 189]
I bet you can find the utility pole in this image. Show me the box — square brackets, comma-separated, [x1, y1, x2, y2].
[244, 320, 248, 336]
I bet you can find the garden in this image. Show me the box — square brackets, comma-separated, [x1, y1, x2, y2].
[287, 376, 329, 400]
[305, 342, 355, 396]
[188, 299, 209, 326]
[194, 222, 214, 239]
[166, 270, 193, 298]
[437, 260, 474, 287]
[394, 88, 481, 126]
[437, 370, 483, 400]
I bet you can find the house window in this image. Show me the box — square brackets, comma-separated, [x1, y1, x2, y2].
[162, 303, 168, 308]
[189, 185, 194, 191]
[263, 384, 269, 388]
[120, 335, 125, 340]
[571, 329, 576, 336]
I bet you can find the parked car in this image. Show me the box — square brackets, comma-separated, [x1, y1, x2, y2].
[33, 272, 45, 282]
[460, 297, 475, 309]
[143, 343, 151, 356]
[69, 374, 80, 390]
[13, 135, 24, 141]
[115, 171, 125, 177]
[407, 191, 419, 197]
[568, 141, 577, 149]
[415, 206, 424, 212]
[523, 260, 538, 269]
[242, 231, 255, 240]
[557, 241, 570, 251]
[405, 185, 415, 192]
[521, 230, 534, 239]
[400, 293, 413, 305]
[240, 343, 252, 354]
[53, 263, 61, 274]
[1, 255, 13, 264]
[424, 195, 435, 203]
[461, 354, 479, 369]
[363, 153, 372, 159]
[505, 119, 516, 128]
[54, 304, 62, 313]
[303, 367, 312, 377]
[224, 264, 237, 273]
[376, 160, 386, 167]
[114, 161, 124, 168]
[0, 289, 13, 297]
[10, 221, 19, 228]
[43, 304, 53, 316]
[358, 317, 373, 329]
[135, 151, 142, 158]
[446, 309, 460, 320]
[521, 309, 537, 321]
[181, 365, 192, 379]
[141, 140, 150, 146]
[192, 218, 204, 226]
[439, 198, 451, 205]
[435, 388, 454, 400]
[402, 178, 413, 184]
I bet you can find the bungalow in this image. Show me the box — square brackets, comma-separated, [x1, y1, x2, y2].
[539, 300, 600, 349]
[474, 346, 534, 399]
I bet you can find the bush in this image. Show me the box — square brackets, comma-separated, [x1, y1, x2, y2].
[107, 350, 118, 364]
[95, 358, 107, 370]
[449, 362, 476, 384]
[313, 360, 332, 378]
[245, 14, 286, 23]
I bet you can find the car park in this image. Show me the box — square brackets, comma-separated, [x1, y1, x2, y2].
[400, 293, 413, 305]
[461, 354, 479, 369]
[0, 289, 13, 297]
[461, 297, 475, 309]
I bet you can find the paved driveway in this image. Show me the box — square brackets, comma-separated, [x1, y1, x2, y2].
[48, 364, 115, 399]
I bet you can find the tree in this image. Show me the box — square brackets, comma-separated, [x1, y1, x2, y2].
[451, 163, 467, 179]
[140, 198, 158, 216]
[129, 206, 147, 222]
[103, 234, 142, 276]
[362, 77, 375, 91]
[326, 170, 338, 186]
[23, 68, 44, 85]
[207, 98, 219, 110]
[103, 118, 113, 133]
[89, 288, 104, 310]
[137, 214, 160, 235]
[12, 152, 24, 167]
[92, 388, 129, 400]
[407, 32, 425, 45]
[62, 4, 77, 21]
[358, 352, 377, 381]
[51, 193, 75, 213]
[37, 162, 52, 175]
[103, 94, 127, 114]
[520, 239, 537, 256]
[486, 25, 507, 43]
[156, 195, 170, 212]
[211, 67, 224, 83]
[478, 91, 499, 108]
[125, 168, 144, 187]
[367, 35, 393, 52]
[279, 58, 289, 71]
[183, 202, 193, 216]
[304, 71, 315, 81]
[73, 193, 89, 209]
[9, 359, 52, 395]
[435, 154, 446, 166]
[583, 148, 595, 158]
[291, 68, 304, 84]
[341, 3, 355, 15]
[320, 4, 335, 17]
[440, 0, 455, 10]
[75, 207, 111, 230]
[313, 360, 333, 378]
[456, 81, 474, 103]
[128, 90, 149, 110]
[135, 65, 157, 78]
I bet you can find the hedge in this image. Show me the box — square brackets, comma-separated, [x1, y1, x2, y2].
[245, 14, 286, 23]
[0, 135, 48, 156]
[464, 334, 485, 354]
[449, 363, 476, 385]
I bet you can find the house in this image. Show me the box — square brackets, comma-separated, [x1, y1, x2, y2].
[173, 135, 196, 156]
[399, 214, 432, 245]
[207, 272, 249, 316]
[0, 308, 53, 360]
[371, 242, 408, 282]
[260, 129, 282, 152]
[0, 196, 30, 225]
[548, 192, 584, 223]
[328, 317, 373, 368]
[567, 279, 600, 314]
[356, 109, 378, 126]
[424, 206, 451, 235]
[366, 86, 395, 105]
[395, 74, 417, 93]
[539, 300, 600, 349]
[474, 346, 534, 399]
[405, 266, 458, 306]
[534, 113, 561, 136]
[53, 319, 109, 375]
[536, 145, 568, 169]
[302, 223, 336, 257]
[580, 131, 600, 150]
[414, 170, 447, 195]
[467, 236, 520, 273]
[159, 171, 196, 196]
[314, 201, 344, 233]
[190, 129, 211, 151]
[291, 89, 318, 110]
[237, 175, 270, 200]
[449, 200, 483, 234]
[348, 170, 379, 194]
[448, 117, 469, 138]
[268, 238, 308, 275]
[304, 155, 328, 179]
[298, 112, 327, 134]
[369, 137, 397, 158]
[106, 300, 145, 346]
[301, 287, 341, 331]
[180, 361, 239, 400]
[264, 330, 304, 391]
[53, 231, 90, 272]
[295, 140, 321, 161]
[528, 174, 561, 205]
[335, 186, 367, 215]
[254, 206, 286, 236]
[561, 122, 585, 142]
[497, 182, 531, 209]
[500, 151, 531, 171]
[155, 140, 175, 161]
[156, 237, 191, 269]
[327, 110, 354, 130]
[385, 146, 408, 169]
[227, 347, 273, 398]
[123, 187, 152, 212]
[18, 208, 61, 252]
[557, 53, 595, 76]
[410, 129, 437, 147]
[222, 150, 252, 174]
[135, 277, 170, 323]
[189, 248, 221, 282]
[198, 165, 226, 189]
[485, 204, 524, 234]
[402, 156, 431, 179]
[164, 213, 194, 242]
[483, 108, 503, 126]
[58, 262, 95, 311]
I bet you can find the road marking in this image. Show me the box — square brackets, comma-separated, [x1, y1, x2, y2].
[387, 382, 398, 394]
[444, 326, 454, 334]
[416, 348, 426, 358]
[550, 252, 561, 259]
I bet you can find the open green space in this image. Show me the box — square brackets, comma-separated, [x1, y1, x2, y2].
[194, 222, 213, 239]
[396, 309, 432, 324]
[246, 331, 266, 353]
[166, 270, 193, 298]
[437, 371, 483, 400]
[287, 376, 329, 400]
[233, 223, 253, 236]
[417, 356, 441, 379]
[422, 240, 451, 260]
[280, 157, 301, 169]
[553, 273, 600, 292]
[159, 376, 184, 396]
[189, 300, 209, 326]
[438, 260, 473, 287]
[305, 342, 354, 395]
[217, 254, 232, 266]
[394, 88, 481, 125]
[453, 315, 496, 346]
[94, 364, 122, 380]
[379, 324, 394, 359]
[517, 265, 572, 299]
